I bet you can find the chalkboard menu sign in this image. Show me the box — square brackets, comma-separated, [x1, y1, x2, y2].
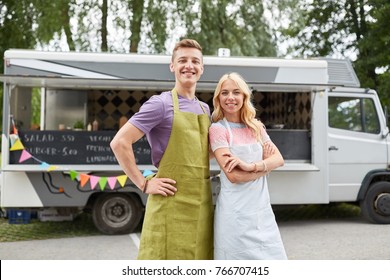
[10, 130, 152, 165]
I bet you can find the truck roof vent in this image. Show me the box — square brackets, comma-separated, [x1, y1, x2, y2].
[324, 58, 360, 88]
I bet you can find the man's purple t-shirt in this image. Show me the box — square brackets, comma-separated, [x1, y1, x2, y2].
[129, 91, 211, 167]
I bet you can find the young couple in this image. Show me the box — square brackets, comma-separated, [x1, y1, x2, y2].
[110, 39, 287, 260]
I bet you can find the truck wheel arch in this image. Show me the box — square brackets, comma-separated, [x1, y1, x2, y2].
[358, 170, 390, 224]
[357, 169, 390, 201]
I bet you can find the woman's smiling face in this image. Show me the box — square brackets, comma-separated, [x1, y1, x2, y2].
[218, 78, 244, 122]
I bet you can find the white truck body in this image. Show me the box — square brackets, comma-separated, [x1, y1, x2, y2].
[1, 49, 389, 233]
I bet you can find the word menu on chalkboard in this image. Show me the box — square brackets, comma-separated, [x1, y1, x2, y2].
[10, 130, 152, 165]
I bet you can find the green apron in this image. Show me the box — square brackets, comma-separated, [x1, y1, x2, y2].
[137, 89, 214, 260]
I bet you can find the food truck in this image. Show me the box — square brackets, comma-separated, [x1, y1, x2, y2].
[1, 49, 389, 234]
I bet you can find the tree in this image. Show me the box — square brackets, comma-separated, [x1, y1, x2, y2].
[281, 0, 390, 108]
[101, 0, 108, 51]
[0, 0, 37, 72]
[128, 0, 144, 52]
[0, 0, 38, 132]
[33, 0, 76, 50]
[179, 0, 277, 56]
[1, 0, 281, 55]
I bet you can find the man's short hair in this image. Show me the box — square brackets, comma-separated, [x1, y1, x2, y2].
[172, 39, 202, 61]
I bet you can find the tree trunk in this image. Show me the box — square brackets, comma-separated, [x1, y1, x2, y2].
[129, 0, 144, 53]
[62, 0, 75, 51]
[101, 0, 108, 52]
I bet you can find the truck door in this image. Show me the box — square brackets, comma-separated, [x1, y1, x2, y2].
[327, 91, 387, 201]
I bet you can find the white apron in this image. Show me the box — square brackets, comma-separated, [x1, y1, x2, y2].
[214, 119, 287, 260]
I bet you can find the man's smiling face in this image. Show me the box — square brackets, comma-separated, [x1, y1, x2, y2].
[170, 47, 204, 87]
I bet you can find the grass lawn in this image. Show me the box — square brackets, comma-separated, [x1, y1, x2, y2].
[0, 211, 101, 242]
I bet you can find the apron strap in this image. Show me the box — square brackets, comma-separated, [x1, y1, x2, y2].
[171, 88, 206, 114]
[223, 118, 234, 147]
[196, 97, 207, 114]
[171, 88, 179, 112]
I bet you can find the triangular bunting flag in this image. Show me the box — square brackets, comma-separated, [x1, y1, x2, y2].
[142, 169, 154, 177]
[70, 170, 78, 181]
[99, 177, 108, 191]
[10, 139, 25, 151]
[47, 165, 58, 172]
[90, 175, 100, 190]
[39, 162, 49, 168]
[19, 150, 32, 163]
[7, 132, 127, 193]
[117, 175, 127, 187]
[80, 174, 90, 188]
[108, 177, 117, 190]
[40, 162, 50, 169]
[9, 134, 19, 146]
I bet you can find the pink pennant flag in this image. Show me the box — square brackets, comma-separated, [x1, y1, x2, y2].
[19, 150, 32, 163]
[90, 175, 100, 190]
[108, 177, 117, 190]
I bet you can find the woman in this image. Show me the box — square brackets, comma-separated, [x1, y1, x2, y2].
[209, 72, 287, 260]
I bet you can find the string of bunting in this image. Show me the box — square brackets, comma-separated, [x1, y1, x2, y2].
[8, 121, 154, 191]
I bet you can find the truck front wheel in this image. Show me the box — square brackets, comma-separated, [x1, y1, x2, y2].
[360, 181, 390, 224]
[92, 193, 143, 234]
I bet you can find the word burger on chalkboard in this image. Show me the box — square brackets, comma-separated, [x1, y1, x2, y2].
[10, 130, 152, 165]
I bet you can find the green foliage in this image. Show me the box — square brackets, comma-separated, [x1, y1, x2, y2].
[0, 0, 312, 136]
[181, 0, 276, 56]
[31, 89, 41, 126]
[73, 120, 84, 129]
[0, 88, 2, 133]
[0, 0, 280, 55]
[0, 0, 37, 134]
[128, 0, 145, 52]
[377, 72, 390, 110]
[0, 0, 36, 72]
[281, 0, 390, 108]
[32, 0, 76, 50]
[144, 0, 169, 53]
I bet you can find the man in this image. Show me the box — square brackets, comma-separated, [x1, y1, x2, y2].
[110, 39, 213, 260]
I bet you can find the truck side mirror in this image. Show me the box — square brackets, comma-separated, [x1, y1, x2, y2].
[383, 127, 389, 138]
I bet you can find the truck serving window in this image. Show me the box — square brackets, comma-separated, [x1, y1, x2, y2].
[328, 96, 380, 134]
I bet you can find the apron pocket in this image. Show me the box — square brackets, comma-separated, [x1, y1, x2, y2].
[257, 207, 283, 244]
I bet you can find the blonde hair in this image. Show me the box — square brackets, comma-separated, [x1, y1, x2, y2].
[171, 39, 202, 61]
[211, 72, 262, 142]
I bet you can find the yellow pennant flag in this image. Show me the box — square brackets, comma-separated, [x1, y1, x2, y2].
[117, 175, 127, 187]
[47, 165, 58, 172]
[10, 139, 24, 151]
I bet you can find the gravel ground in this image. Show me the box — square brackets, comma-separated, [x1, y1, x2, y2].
[279, 218, 390, 260]
[1, 216, 389, 260]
